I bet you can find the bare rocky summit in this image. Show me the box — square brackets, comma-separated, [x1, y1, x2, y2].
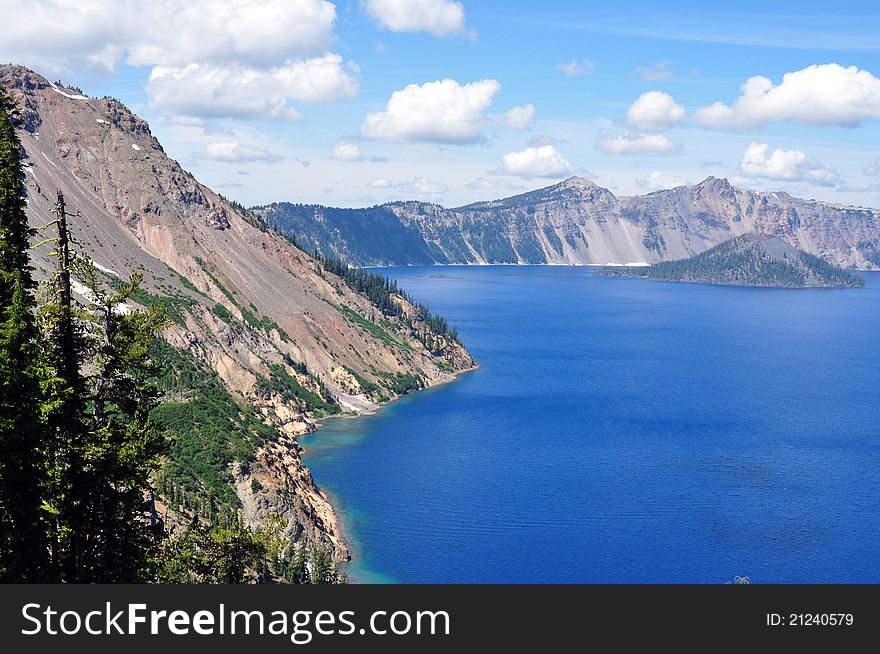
[1, 64, 475, 560]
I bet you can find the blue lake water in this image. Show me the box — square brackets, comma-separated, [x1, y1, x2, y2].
[301, 267, 880, 583]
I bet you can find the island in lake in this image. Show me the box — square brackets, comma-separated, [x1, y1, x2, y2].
[597, 234, 865, 288]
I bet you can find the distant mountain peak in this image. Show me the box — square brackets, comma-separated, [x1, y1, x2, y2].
[0, 63, 47, 85]
[695, 176, 733, 191]
[558, 176, 599, 189]
[549, 176, 608, 197]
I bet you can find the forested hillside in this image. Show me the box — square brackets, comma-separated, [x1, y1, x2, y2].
[598, 234, 865, 288]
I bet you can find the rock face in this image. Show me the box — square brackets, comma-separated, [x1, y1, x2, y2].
[598, 233, 865, 288]
[256, 176, 880, 270]
[1, 64, 475, 560]
[235, 436, 348, 559]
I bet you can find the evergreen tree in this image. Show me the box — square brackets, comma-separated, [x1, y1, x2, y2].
[39, 193, 167, 582]
[158, 513, 268, 584]
[68, 263, 167, 582]
[318, 253, 461, 350]
[308, 546, 338, 584]
[286, 543, 310, 584]
[39, 192, 90, 579]
[0, 89, 50, 581]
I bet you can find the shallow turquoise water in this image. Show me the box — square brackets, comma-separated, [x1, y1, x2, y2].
[302, 267, 880, 583]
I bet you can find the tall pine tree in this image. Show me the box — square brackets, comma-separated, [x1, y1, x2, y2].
[75, 266, 167, 581]
[36, 191, 167, 582]
[39, 192, 90, 579]
[0, 88, 50, 581]
[39, 197, 168, 581]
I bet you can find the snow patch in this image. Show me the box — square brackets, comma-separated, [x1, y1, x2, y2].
[48, 81, 88, 100]
[71, 279, 96, 303]
[131, 144, 141, 151]
[92, 262, 120, 277]
[603, 262, 651, 267]
[96, 118, 110, 125]
[71, 279, 132, 314]
[40, 151, 58, 168]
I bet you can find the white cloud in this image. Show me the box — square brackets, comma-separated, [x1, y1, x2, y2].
[331, 141, 363, 161]
[634, 61, 673, 81]
[466, 177, 524, 191]
[595, 132, 679, 156]
[363, 0, 466, 37]
[528, 134, 564, 147]
[167, 116, 206, 127]
[695, 63, 880, 129]
[0, 0, 337, 74]
[502, 104, 536, 131]
[329, 141, 388, 163]
[204, 141, 282, 163]
[128, 0, 337, 67]
[740, 142, 840, 186]
[637, 171, 688, 191]
[865, 158, 880, 177]
[146, 55, 359, 121]
[501, 145, 574, 178]
[400, 176, 448, 195]
[556, 59, 595, 76]
[1, 1, 359, 121]
[0, 2, 122, 76]
[626, 91, 685, 131]
[361, 78, 500, 143]
[368, 176, 448, 198]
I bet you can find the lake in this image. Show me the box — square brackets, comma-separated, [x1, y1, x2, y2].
[301, 267, 880, 583]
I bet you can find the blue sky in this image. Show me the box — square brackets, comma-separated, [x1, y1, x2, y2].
[3, 0, 880, 208]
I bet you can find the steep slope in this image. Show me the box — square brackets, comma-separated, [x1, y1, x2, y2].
[1, 64, 474, 560]
[597, 234, 865, 288]
[257, 176, 880, 269]
[258, 203, 442, 266]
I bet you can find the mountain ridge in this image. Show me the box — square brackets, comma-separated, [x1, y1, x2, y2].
[256, 175, 880, 270]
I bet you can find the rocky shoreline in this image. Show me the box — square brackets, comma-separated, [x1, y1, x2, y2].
[284, 360, 479, 563]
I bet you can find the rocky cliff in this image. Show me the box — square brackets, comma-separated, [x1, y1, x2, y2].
[1, 64, 475, 561]
[257, 176, 880, 270]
